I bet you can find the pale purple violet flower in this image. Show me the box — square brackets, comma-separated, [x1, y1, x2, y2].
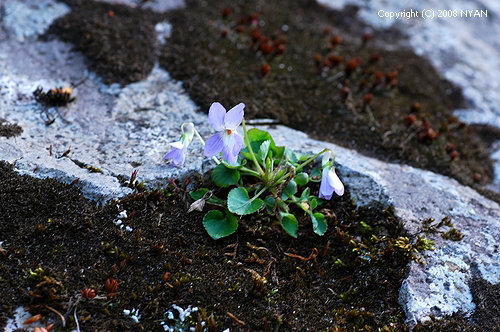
[319, 150, 344, 199]
[204, 102, 245, 164]
[164, 122, 195, 167]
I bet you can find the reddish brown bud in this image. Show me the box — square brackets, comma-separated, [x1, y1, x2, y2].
[105, 278, 119, 294]
[162, 272, 171, 283]
[275, 44, 285, 54]
[362, 93, 373, 105]
[250, 28, 262, 41]
[236, 25, 245, 33]
[314, 53, 322, 66]
[260, 64, 271, 76]
[250, 13, 259, 21]
[108, 10, 114, 17]
[473, 173, 482, 183]
[410, 103, 422, 113]
[222, 7, 232, 18]
[373, 71, 384, 86]
[221, 29, 228, 37]
[386, 71, 398, 82]
[259, 41, 273, 54]
[330, 35, 342, 46]
[237, 16, 247, 25]
[323, 26, 331, 34]
[418, 128, 438, 142]
[81, 288, 96, 299]
[445, 142, 456, 153]
[362, 33, 372, 43]
[345, 58, 361, 76]
[328, 54, 344, 66]
[403, 114, 417, 126]
[426, 128, 438, 140]
[449, 150, 460, 160]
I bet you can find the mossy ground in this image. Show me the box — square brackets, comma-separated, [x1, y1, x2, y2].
[1, 161, 415, 331]
[48, 0, 162, 85]
[1, 162, 496, 330]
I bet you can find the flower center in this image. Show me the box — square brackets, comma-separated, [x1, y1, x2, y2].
[226, 129, 232, 135]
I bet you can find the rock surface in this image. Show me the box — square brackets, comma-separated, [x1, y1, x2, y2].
[0, 0, 498, 328]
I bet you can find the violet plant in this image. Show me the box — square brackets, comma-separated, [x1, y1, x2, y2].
[165, 102, 344, 239]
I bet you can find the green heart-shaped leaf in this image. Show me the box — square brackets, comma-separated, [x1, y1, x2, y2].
[295, 172, 309, 186]
[227, 187, 263, 215]
[202, 210, 238, 240]
[211, 163, 240, 187]
[282, 180, 297, 200]
[279, 212, 298, 238]
[311, 212, 327, 236]
[258, 140, 271, 163]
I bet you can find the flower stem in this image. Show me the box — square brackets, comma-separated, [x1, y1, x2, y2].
[192, 127, 205, 146]
[273, 148, 329, 185]
[241, 118, 264, 176]
[296, 148, 329, 170]
[239, 166, 261, 177]
[252, 185, 268, 201]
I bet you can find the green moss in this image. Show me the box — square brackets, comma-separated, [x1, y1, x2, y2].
[441, 228, 465, 241]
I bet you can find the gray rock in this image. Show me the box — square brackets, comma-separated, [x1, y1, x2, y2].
[2, 0, 70, 42]
[95, 0, 184, 12]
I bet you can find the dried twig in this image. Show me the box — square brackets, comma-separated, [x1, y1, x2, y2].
[226, 311, 246, 327]
[284, 248, 318, 261]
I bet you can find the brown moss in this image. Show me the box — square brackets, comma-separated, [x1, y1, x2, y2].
[48, 0, 161, 85]
[0, 120, 23, 138]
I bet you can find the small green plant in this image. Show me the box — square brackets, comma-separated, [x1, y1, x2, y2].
[165, 102, 344, 239]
